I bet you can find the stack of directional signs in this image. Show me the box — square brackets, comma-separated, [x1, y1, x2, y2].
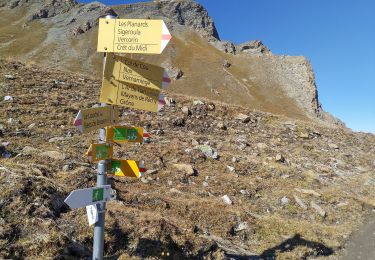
[64, 18, 171, 232]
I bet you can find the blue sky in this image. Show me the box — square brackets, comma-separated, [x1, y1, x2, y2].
[81, 0, 375, 133]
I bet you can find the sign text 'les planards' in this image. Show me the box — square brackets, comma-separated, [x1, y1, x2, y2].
[105, 54, 171, 91]
[73, 106, 119, 133]
[97, 18, 172, 54]
[64, 185, 112, 209]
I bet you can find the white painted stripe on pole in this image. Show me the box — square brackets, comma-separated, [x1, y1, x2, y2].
[73, 110, 83, 133]
[158, 93, 166, 112]
[86, 204, 99, 226]
[162, 70, 171, 88]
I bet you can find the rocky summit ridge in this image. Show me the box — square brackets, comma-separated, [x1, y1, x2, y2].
[0, 0, 343, 127]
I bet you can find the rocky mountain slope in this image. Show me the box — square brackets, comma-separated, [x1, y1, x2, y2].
[0, 0, 341, 126]
[1, 60, 375, 259]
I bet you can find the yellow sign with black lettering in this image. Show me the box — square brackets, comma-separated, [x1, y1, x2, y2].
[104, 55, 170, 91]
[99, 76, 162, 112]
[97, 18, 172, 54]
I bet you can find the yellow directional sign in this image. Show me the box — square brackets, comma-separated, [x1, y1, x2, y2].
[97, 18, 172, 54]
[105, 54, 171, 91]
[106, 125, 144, 143]
[73, 106, 119, 133]
[99, 77, 165, 112]
[110, 159, 145, 178]
[86, 143, 113, 163]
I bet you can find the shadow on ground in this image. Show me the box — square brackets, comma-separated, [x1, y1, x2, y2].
[226, 234, 334, 260]
[131, 233, 334, 260]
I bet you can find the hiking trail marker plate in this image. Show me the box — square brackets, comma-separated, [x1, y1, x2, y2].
[99, 77, 166, 112]
[73, 106, 119, 133]
[97, 18, 172, 54]
[110, 159, 145, 178]
[64, 185, 112, 209]
[105, 55, 171, 91]
[86, 143, 113, 163]
[105, 125, 148, 143]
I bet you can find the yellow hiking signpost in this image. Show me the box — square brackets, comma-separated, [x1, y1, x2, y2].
[97, 18, 172, 54]
[66, 15, 172, 260]
[104, 54, 171, 91]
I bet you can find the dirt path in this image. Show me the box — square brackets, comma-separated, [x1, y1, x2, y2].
[339, 210, 375, 260]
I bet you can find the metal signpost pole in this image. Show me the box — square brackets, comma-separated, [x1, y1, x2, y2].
[93, 14, 116, 260]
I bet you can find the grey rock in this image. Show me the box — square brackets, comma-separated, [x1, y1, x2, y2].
[191, 139, 199, 146]
[275, 154, 285, 163]
[114, 0, 220, 41]
[234, 222, 248, 232]
[28, 123, 36, 129]
[222, 195, 233, 205]
[256, 143, 268, 150]
[62, 164, 71, 171]
[227, 165, 235, 173]
[198, 144, 219, 160]
[40, 151, 66, 160]
[146, 169, 158, 175]
[210, 40, 236, 54]
[4, 74, 15, 80]
[181, 106, 191, 116]
[173, 163, 195, 175]
[48, 136, 71, 143]
[202, 181, 208, 187]
[217, 121, 227, 130]
[3, 95, 14, 101]
[193, 100, 204, 105]
[328, 143, 339, 150]
[236, 40, 271, 56]
[295, 188, 321, 197]
[223, 60, 231, 68]
[169, 188, 182, 194]
[166, 66, 184, 80]
[293, 194, 307, 210]
[22, 146, 38, 155]
[7, 118, 21, 125]
[281, 196, 289, 205]
[165, 98, 176, 107]
[310, 201, 326, 217]
[207, 103, 215, 111]
[298, 132, 309, 139]
[235, 113, 251, 123]
[140, 177, 149, 184]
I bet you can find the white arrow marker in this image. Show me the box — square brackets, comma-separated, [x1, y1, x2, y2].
[161, 21, 172, 54]
[64, 185, 112, 209]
